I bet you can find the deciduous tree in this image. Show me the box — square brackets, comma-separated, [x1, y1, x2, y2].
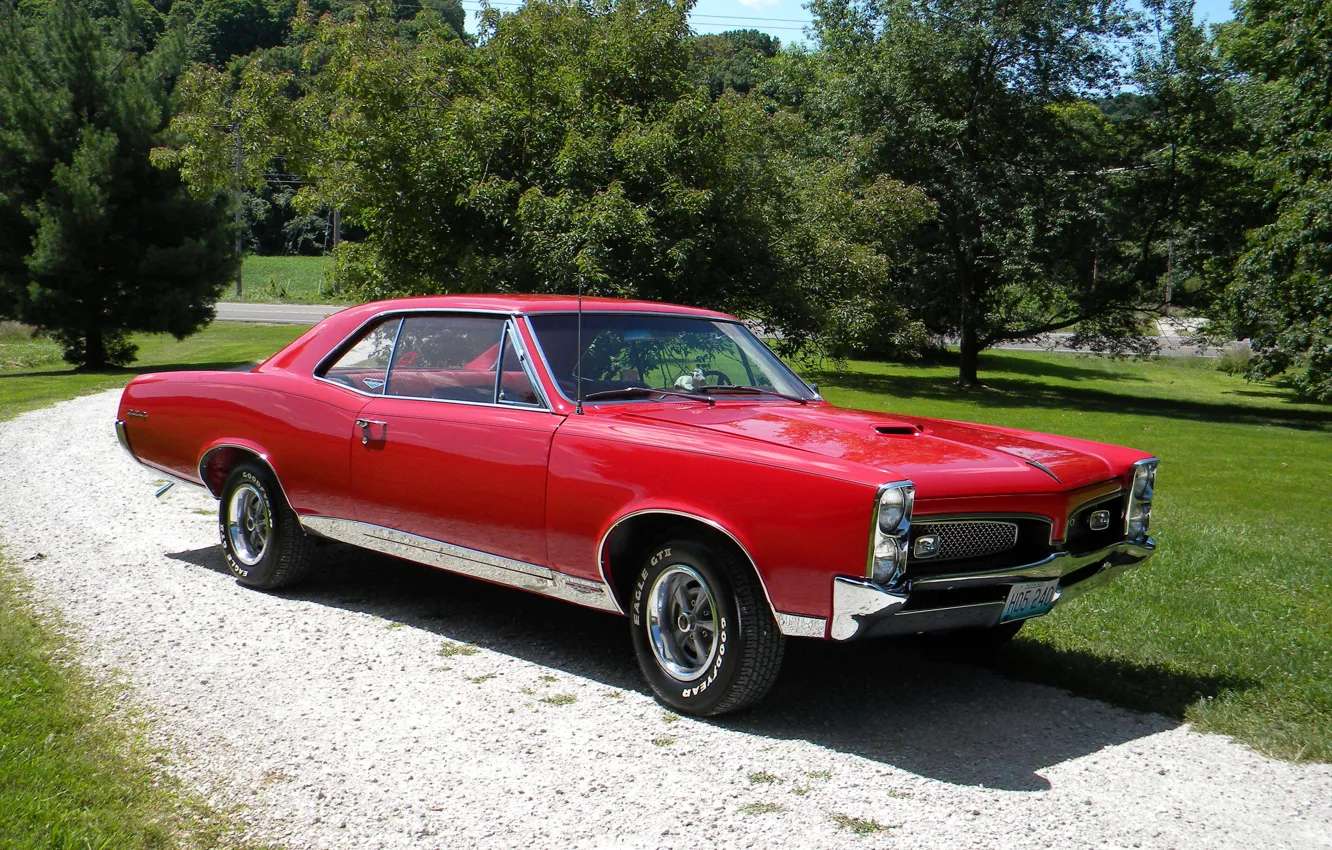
[1218, 0, 1332, 400]
[804, 0, 1147, 385]
[161, 0, 932, 348]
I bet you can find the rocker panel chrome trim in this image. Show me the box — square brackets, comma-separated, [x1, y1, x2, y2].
[299, 516, 620, 614]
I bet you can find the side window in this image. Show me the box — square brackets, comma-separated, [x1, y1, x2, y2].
[318, 317, 402, 394]
[385, 315, 505, 403]
[498, 330, 540, 406]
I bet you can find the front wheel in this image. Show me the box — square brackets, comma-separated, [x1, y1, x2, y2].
[219, 462, 316, 590]
[629, 537, 784, 716]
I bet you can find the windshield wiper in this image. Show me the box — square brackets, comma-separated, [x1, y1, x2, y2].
[698, 385, 808, 404]
[582, 387, 715, 406]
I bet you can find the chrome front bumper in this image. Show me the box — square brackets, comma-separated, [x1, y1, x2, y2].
[829, 538, 1155, 641]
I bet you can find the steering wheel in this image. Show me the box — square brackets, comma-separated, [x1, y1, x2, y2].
[395, 350, 418, 367]
[702, 370, 733, 386]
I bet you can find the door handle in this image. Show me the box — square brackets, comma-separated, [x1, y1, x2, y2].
[355, 418, 387, 445]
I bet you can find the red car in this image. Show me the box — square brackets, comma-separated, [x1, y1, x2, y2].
[116, 295, 1157, 715]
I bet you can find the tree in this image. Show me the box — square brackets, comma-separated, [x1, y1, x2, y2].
[178, 0, 287, 64]
[1103, 0, 1256, 324]
[689, 29, 779, 99]
[0, 0, 237, 368]
[1216, 0, 1332, 400]
[161, 0, 932, 347]
[803, 0, 1150, 386]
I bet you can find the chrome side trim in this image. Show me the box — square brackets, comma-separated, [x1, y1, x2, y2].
[596, 508, 784, 627]
[299, 516, 620, 614]
[830, 577, 909, 641]
[775, 613, 827, 639]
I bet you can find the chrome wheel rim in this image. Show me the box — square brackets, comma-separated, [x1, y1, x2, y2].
[647, 564, 720, 682]
[226, 482, 270, 567]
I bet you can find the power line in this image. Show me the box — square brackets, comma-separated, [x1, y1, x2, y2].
[406, 0, 812, 25]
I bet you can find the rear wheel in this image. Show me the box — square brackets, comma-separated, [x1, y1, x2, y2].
[219, 462, 316, 590]
[629, 536, 784, 716]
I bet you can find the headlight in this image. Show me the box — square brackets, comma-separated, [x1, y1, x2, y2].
[871, 537, 904, 584]
[1133, 463, 1155, 501]
[878, 486, 913, 532]
[1126, 459, 1157, 540]
[869, 482, 914, 586]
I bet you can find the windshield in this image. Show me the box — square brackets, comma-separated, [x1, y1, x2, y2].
[527, 313, 816, 403]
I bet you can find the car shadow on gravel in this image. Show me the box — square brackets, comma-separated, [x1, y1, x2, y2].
[171, 543, 1196, 792]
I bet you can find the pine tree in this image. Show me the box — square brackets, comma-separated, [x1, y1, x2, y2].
[0, 0, 236, 369]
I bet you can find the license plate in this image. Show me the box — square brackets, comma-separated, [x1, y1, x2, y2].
[1000, 579, 1060, 624]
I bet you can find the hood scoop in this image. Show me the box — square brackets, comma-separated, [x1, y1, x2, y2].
[875, 423, 924, 436]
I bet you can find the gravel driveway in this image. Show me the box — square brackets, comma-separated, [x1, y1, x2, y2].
[3, 390, 1329, 849]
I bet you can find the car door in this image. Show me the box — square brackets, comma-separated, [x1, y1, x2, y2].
[348, 312, 560, 567]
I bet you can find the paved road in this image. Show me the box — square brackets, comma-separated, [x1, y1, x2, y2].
[216, 301, 344, 325]
[990, 333, 1246, 358]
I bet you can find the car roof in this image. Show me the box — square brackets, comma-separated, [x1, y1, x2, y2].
[337, 294, 736, 321]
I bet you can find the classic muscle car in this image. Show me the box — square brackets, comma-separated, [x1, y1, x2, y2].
[115, 295, 1157, 715]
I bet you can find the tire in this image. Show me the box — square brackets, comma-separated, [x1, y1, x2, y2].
[218, 462, 316, 590]
[629, 536, 785, 716]
[931, 619, 1024, 653]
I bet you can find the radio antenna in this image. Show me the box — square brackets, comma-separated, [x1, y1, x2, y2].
[575, 280, 584, 415]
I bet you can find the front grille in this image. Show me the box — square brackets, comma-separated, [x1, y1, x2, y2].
[912, 521, 1018, 561]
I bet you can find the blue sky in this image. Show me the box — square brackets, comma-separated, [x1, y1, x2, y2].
[460, 1, 1238, 45]
[684, 0, 1238, 44]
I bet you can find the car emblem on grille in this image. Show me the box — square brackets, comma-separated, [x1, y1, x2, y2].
[913, 535, 940, 558]
[1089, 510, 1111, 531]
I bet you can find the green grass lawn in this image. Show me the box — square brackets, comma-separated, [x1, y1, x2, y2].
[812, 352, 1332, 762]
[0, 322, 306, 420]
[1, 323, 300, 848]
[232, 255, 341, 304]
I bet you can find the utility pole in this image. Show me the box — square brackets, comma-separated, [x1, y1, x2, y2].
[1164, 232, 1174, 318]
[234, 123, 243, 298]
[330, 208, 341, 296]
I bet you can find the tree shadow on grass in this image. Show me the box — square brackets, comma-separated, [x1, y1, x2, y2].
[814, 370, 1332, 432]
[979, 352, 1152, 383]
[167, 543, 1252, 792]
[856, 350, 1151, 384]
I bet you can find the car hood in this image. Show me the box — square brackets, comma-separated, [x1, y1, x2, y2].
[620, 403, 1121, 498]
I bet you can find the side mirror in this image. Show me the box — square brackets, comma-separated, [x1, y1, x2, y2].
[810, 383, 820, 395]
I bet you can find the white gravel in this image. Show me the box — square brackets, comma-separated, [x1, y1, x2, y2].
[3, 389, 1330, 849]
